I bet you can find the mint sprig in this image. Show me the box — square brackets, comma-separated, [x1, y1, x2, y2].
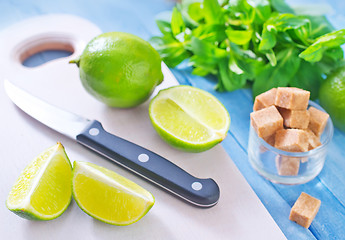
[150, 0, 345, 99]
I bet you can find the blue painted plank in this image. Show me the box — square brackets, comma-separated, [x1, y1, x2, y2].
[319, 130, 345, 205]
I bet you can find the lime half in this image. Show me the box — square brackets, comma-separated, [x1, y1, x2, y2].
[72, 161, 155, 225]
[6, 142, 72, 220]
[149, 85, 230, 152]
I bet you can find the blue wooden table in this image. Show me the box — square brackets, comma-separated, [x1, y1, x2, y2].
[1, 0, 345, 239]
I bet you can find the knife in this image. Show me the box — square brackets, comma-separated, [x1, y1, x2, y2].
[4, 79, 220, 208]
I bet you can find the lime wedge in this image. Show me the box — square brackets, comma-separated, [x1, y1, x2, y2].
[72, 161, 155, 225]
[6, 142, 72, 220]
[149, 85, 230, 152]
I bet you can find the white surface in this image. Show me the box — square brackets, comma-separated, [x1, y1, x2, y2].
[0, 14, 286, 239]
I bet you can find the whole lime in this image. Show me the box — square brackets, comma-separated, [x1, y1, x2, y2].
[319, 66, 345, 132]
[71, 32, 164, 108]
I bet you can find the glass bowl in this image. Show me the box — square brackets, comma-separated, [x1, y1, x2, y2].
[247, 101, 334, 185]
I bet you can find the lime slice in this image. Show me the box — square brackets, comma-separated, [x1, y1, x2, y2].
[72, 161, 155, 225]
[149, 85, 230, 152]
[6, 142, 72, 220]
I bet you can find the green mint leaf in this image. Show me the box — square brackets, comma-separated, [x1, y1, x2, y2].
[316, 52, 345, 76]
[259, 13, 310, 51]
[218, 58, 247, 91]
[253, 48, 301, 97]
[190, 37, 228, 59]
[150, 36, 190, 68]
[269, 0, 294, 13]
[171, 7, 186, 37]
[247, 0, 271, 24]
[154, 11, 173, 35]
[192, 65, 213, 76]
[187, 2, 204, 23]
[215, 80, 226, 92]
[192, 24, 227, 42]
[299, 29, 345, 62]
[259, 25, 277, 51]
[324, 47, 344, 62]
[230, 43, 264, 80]
[226, 28, 253, 45]
[265, 49, 277, 66]
[289, 60, 323, 99]
[177, 1, 201, 28]
[188, 37, 227, 76]
[304, 15, 334, 38]
[156, 19, 172, 35]
[225, 0, 256, 25]
[190, 55, 218, 76]
[229, 56, 244, 75]
[203, 0, 224, 25]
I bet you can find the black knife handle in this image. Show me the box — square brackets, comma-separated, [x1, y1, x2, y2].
[76, 120, 220, 207]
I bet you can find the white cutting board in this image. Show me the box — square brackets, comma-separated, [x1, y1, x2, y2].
[0, 15, 285, 239]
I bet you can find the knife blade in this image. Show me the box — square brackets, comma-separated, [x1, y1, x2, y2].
[4, 79, 220, 208]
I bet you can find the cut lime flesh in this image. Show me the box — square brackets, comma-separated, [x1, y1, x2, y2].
[149, 85, 230, 152]
[153, 98, 213, 142]
[6, 142, 72, 220]
[72, 161, 154, 225]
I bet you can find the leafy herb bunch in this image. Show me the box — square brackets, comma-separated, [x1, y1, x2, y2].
[150, 0, 345, 98]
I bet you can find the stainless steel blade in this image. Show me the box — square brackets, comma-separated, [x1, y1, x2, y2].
[150, 62, 179, 98]
[4, 62, 176, 139]
[4, 79, 91, 139]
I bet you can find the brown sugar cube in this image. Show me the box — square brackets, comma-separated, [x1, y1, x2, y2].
[305, 129, 321, 150]
[253, 88, 277, 111]
[250, 106, 283, 138]
[253, 99, 265, 112]
[289, 192, 321, 228]
[260, 134, 275, 153]
[263, 134, 275, 146]
[275, 129, 309, 152]
[308, 106, 329, 136]
[278, 107, 310, 129]
[259, 134, 276, 153]
[275, 87, 310, 110]
[275, 155, 300, 176]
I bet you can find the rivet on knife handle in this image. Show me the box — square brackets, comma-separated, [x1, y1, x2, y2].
[76, 120, 220, 207]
